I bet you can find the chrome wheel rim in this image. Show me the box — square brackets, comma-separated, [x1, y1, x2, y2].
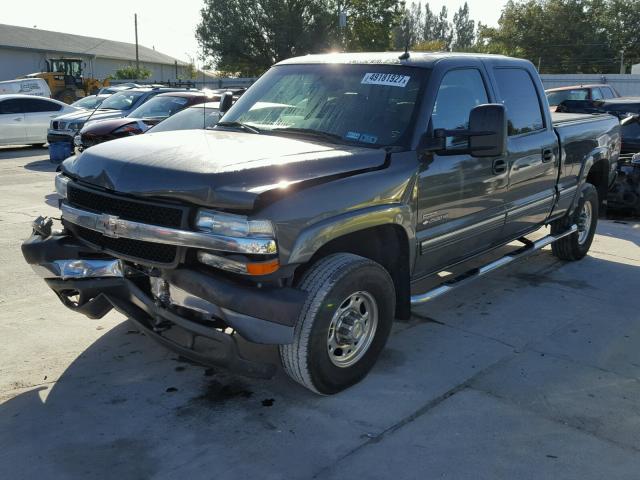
[577, 200, 593, 245]
[327, 291, 378, 368]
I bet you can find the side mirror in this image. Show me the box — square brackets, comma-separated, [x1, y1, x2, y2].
[468, 103, 507, 157]
[423, 103, 507, 158]
[219, 91, 234, 114]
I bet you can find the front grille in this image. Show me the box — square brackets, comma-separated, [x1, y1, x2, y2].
[73, 225, 177, 264]
[67, 184, 184, 228]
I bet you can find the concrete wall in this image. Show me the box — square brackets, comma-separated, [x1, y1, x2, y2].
[0, 47, 187, 83]
[540, 74, 640, 97]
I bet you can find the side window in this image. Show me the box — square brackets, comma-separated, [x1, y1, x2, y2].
[591, 88, 604, 101]
[494, 68, 544, 136]
[432, 69, 489, 147]
[0, 99, 23, 114]
[23, 98, 63, 113]
[602, 87, 616, 99]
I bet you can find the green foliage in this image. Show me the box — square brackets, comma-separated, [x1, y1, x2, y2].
[480, 0, 640, 73]
[452, 2, 475, 50]
[343, 0, 403, 51]
[113, 65, 152, 80]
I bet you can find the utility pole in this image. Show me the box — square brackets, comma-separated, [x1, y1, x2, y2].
[135, 14, 140, 78]
[620, 49, 625, 74]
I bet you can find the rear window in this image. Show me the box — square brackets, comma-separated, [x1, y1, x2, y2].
[22, 98, 62, 112]
[546, 89, 589, 106]
[494, 68, 545, 136]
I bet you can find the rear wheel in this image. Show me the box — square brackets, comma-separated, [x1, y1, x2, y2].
[551, 183, 598, 261]
[279, 253, 395, 395]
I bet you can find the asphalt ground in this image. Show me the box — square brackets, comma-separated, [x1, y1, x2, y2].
[1, 145, 639, 479]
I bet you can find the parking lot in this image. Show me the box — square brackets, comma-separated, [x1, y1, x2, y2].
[0, 145, 639, 479]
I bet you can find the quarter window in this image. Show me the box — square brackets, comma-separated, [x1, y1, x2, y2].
[601, 87, 616, 99]
[591, 88, 604, 101]
[494, 68, 544, 136]
[432, 69, 489, 147]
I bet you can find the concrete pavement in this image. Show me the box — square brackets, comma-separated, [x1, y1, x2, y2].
[0, 146, 639, 479]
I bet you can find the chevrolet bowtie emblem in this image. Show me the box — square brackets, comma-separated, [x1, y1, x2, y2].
[98, 213, 120, 238]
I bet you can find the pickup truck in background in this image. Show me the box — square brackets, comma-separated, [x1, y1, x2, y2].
[22, 52, 620, 394]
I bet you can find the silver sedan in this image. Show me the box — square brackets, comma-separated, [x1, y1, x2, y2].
[0, 94, 79, 146]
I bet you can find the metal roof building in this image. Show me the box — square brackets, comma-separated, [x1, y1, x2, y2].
[0, 23, 189, 82]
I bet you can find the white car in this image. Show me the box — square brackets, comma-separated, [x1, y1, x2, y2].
[0, 94, 79, 146]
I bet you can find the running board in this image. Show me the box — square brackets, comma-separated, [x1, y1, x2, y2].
[410, 225, 578, 306]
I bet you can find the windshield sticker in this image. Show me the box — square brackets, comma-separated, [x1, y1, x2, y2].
[361, 73, 410, 88]
[345, 131, 378, 144]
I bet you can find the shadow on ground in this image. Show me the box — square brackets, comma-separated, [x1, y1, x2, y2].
[0, 228, 638, 479]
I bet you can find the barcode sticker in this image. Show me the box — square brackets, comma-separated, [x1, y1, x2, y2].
[361, 73, 410, 88]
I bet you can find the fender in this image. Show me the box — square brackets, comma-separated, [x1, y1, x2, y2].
[571, 145, 611, 211]
[287, 203, 416, 267]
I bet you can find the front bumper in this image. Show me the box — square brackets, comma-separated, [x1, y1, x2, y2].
[47, 130, 75, 145]
[22, 232, 307, 378]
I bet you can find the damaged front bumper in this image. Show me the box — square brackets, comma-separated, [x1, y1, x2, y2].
[22, 231, 307, 379]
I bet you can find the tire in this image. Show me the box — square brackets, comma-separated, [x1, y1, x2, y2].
[551, 182, 598, 261]
[279, 253, 395, 395]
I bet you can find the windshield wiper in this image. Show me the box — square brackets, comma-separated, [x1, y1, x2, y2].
[270, 127, 346, 144]
[216, 121, 261, 134]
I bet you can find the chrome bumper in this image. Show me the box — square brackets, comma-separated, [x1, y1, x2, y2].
[60, 203, 277, 255]
[32, 258, 123, 280]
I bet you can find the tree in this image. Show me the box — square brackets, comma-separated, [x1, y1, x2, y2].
[196, 0, 335, 76]
[423, 3, 436, 41]
[393, 2, 423, 49]
[452, 2, 475, 50]
[434, 6, 452, 49]
[479, 0, 640, 74]
[343, 0, 403, 51]
[114, 65, 151, 80]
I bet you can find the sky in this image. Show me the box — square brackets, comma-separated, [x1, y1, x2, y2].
[1, 0, 506, 65]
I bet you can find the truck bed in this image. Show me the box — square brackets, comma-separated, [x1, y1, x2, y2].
[552, 111, 613, 126]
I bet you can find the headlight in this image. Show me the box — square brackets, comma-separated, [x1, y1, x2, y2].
[69, 121, 84, 131]
[55, 174, 70, 199]
[195, 210, 275, 238]
[113, 123, 143, 135]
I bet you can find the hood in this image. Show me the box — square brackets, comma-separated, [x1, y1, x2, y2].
[62, 129, 387, 211]
[80, 117, 139, 135]
[56, 109, 126, 124]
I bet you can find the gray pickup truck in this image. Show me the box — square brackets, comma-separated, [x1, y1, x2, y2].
[23, 52, 620, 394]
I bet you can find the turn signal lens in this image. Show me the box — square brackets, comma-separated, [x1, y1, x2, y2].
[246, 259, 280, 276]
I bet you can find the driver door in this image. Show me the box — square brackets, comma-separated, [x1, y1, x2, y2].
[414, 68, 508, 277]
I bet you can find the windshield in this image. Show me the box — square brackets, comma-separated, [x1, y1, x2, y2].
[547, 89, 589, 106]
[99, 91, 145, 111]
[220, 64, 427, 147]
[148, 106, 220, 133]
[72, 96, 103, 109]
[128, 95, 190, 119]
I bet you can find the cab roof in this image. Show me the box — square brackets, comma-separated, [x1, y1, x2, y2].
[276, 51, 513, 68]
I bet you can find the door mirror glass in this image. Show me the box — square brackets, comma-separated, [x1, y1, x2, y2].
[468, 104, 507, 157]
[219, 92, 234, 114]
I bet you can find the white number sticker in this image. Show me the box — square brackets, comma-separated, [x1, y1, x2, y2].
[361, 73, 410, 88]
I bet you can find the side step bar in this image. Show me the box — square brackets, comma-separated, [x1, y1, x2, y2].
[410, 225, 578, 306]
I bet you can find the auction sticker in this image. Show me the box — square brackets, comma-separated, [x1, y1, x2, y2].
[361, 73, 410, 88]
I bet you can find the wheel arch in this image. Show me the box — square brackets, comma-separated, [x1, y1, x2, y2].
[290, 216, 413, 321]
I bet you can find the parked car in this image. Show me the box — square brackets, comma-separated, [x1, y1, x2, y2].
[546, 84, 620, 112]
[0, 94, 78, 146]
[23, 52, 620, 394]
[47, 87, 188, 147]
[75, 91, 213, 150]
[97, 83, 141, 95]
[147, 102, 222, 133]
[70, 94, 111, 110]
[0, 78, 51, 98]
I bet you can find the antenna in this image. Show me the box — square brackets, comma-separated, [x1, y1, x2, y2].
[399, 36, 411, 60]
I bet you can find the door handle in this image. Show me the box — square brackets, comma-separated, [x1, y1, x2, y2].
[492, 158, 507, 174]
[542, 148, 554, 163]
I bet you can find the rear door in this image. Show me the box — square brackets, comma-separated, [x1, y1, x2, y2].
[0, 99, 26, 145]
[491, 67, 558, 239]
[414, 66, 508, 276]
[23, 98, 64, 143]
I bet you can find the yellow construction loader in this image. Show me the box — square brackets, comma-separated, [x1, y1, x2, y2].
[21, 58, 110, 104]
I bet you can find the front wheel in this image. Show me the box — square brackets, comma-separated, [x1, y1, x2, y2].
[279, 253, 395, 395]
[551, 182, 599, 261]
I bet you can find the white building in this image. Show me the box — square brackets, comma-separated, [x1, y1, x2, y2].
[0, 23, 188, 82]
